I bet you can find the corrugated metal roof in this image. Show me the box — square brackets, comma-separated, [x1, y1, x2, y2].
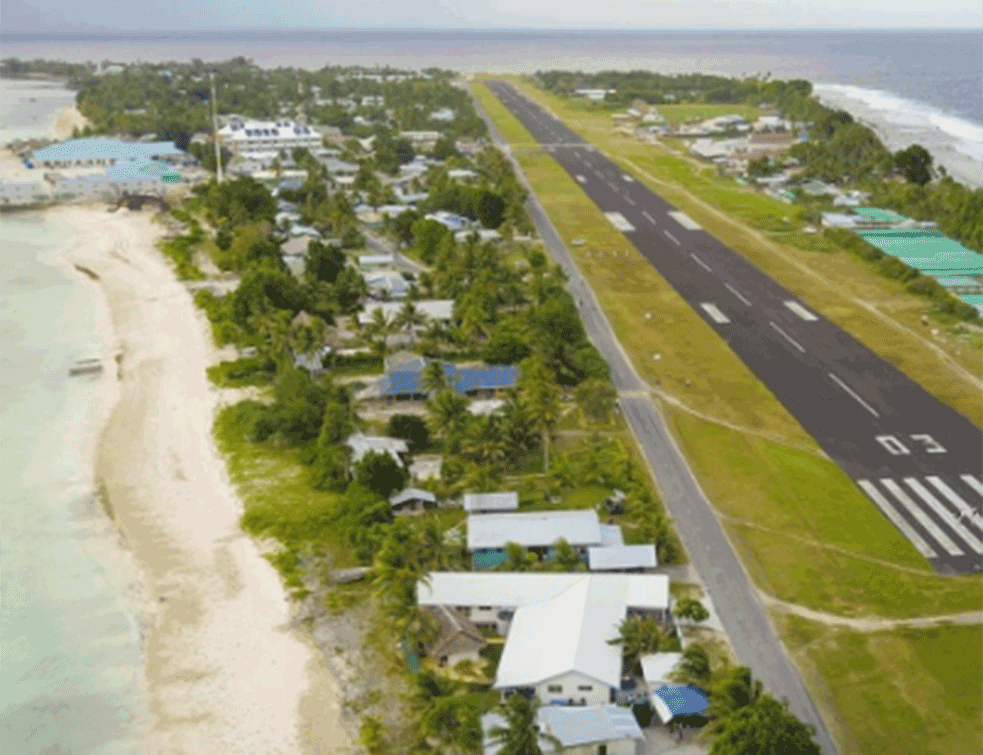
[463, 491, 519, 512]
[588, 544, 656, 571]
[34, 138, 183, 162]
[540, 705, 644, 746]
[651, 685, 709, 723]
[389, 488, 436, 506]
[468, 510, 601, 551]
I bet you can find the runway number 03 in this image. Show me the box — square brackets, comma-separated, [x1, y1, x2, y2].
[876, 434, 947, 455]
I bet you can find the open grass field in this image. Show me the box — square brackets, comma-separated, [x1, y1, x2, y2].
[486, 75, 983, 420]
[775, 614, 983, 755]
[472, 75, 983, 754]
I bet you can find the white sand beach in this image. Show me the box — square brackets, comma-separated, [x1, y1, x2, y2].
[50, 206, 351, 755]
[52, 105, 90, 141]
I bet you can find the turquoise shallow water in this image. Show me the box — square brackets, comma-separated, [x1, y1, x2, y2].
[1, 213, 146, 754]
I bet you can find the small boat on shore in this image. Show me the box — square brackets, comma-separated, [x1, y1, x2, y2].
[69, 358, 104, 376]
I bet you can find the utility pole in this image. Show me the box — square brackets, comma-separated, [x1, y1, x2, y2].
[210, 72, 223, 182]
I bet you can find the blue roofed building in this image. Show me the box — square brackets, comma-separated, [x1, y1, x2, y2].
[32, 138, 185, 168]
[649, 684, 709, 724]
[361, 356, 520, 401]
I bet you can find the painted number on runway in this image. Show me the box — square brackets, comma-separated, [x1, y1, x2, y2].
[876, 434, 947, 456]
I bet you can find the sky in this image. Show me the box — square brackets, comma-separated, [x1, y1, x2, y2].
[1, 0, 981, 32]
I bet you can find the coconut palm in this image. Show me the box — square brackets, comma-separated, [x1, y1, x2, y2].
[518, 356, 561, 473]
[608, 614, 672, 676]
[486, 695, 559, 755]
[495, 542, 536, 572]
[395, 300, 426, 334]
[425, 388, 470, 453]
[421, 359, 449, 394]
[539, 538, 587, 572]
[576, 377, 618, 423]
[668, 643, 718, 689]
[702, 666, 765, 738]
[363, 306, 394, 361]
[460, 414, 507, 466]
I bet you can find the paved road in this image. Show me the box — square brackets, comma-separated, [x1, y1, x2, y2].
[363, 229, 430, 274]
[486, 80, 983, 576]
[471, 85, 842, 755]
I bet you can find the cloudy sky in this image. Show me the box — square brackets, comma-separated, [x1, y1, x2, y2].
[2, 0, 980, 32]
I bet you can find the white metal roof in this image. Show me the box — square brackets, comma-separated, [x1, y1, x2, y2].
[345, 433, 409, 465]
[462, 492, 519, 512]
[467, 399, 506, 416]
[357, 300, 454, 326]
[467, 510, 601, 550]
[540, 705, 645, 746]
[598, 524, 625, 547]
[358, 254, 395, 266]
[389, 487, 437, 507]
[588, 544, 657, 571]
[416, 572, 669, 612]
[492, 576, 625, 690]
[640, 652, 683, 687]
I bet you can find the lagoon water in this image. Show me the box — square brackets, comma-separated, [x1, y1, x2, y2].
[0, 216, 147, 753]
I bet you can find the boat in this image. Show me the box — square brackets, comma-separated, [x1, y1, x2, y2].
[69, 358, 104, 376]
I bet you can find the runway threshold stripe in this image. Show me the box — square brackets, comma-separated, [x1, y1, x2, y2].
[961, 475, 983, 497]
[785, 301, 819, 321]
[690, 253, 710, 270]
[701, 303, 731, 324]
[928, 477, 982, 522]
[880, 478, 964, 556]
[904, 478, 983, 553]
[725, 283, 752, 307]
[769, 322, 806, 353]
[828, 373, 879, 417]
[857, 480, 937, 558]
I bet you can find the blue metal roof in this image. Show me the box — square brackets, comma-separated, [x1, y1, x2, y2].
[376, 359, 519, 397]
[33, 138, 183, 162]
[652, 685, 708, 718]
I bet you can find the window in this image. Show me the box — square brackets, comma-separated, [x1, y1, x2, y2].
[577, 685, 593, 691]
[478, 606, 492, 611]
[546, 684, 563, 693]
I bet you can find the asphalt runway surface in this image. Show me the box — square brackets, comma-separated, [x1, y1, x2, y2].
[486, 80, 983, 576]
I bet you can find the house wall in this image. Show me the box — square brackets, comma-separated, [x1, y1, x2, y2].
[562, 741, 637, 755]
[535, 672, 611, 707]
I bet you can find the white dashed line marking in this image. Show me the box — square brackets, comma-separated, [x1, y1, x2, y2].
[625, 196, 636, 205]
[689, 253, 710, 270]
[642, 211, 656, 225]
[857, 480, 937, 558]
[700, 303, 731, 324]
[785, 301, 819, 321]
[664, 231, 680, 246]
[576, 175, 586, 183]
[622, 174, 635, 182]
[769, 321, 806, 352]
[828, 373, 879, 417]
[725, 283, 752, 306]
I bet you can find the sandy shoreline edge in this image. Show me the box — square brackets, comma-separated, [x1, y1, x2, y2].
[51, 205, 351, 754]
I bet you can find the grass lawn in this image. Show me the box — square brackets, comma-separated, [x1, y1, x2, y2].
[775, 614, 983, 755]
[668, 406, 982, 618]
[652, 103, 763, 126]
[489, 76, 983, 419]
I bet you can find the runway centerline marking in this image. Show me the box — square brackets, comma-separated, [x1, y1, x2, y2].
[785, 301, 819, 321]
[880, 479, 963, 556]
[769, 322, 806, 353]
[904, 478, 983, 553]
[690, 253, 710, 270]
[961, 475, 983, 497]
[828, 373, 879, 417]
[642, 211, 656, 225]
[701, 303, 731, 324]
[857, 480, 936, 558]
[576, 175, 587, 183]
[622, 174, 635, 182]
[625, 196, 636, 205]
[725, 283, 752, 306]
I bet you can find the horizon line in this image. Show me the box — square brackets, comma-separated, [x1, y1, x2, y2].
[2, 26, 982, 36]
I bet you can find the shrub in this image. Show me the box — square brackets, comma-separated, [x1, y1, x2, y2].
[387, 414, 430, 451]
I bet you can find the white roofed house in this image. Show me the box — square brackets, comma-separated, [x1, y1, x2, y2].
[345, 433, 410, 467]
[418, 572, 671, 706]
[217, 119, 323, 158]
[467, 510, 604, 569]
[482, 706, 644, 755]
[389, 487, 437, 514]
[462, 491, 519, 514]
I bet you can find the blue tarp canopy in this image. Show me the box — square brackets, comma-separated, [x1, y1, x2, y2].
[651, 685, 709, 724]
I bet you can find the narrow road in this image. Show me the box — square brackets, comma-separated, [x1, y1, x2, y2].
[471, 84, 842, 755]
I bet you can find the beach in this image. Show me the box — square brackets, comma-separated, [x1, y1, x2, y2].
[51, 205, 351, 754]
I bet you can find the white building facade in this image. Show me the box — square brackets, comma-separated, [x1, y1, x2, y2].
[218, 120, 324, 157]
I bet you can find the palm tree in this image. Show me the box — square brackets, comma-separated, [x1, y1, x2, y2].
[363, 307, 393, 362]
[576, 378, 618, 423]
[426, 388, 470, 453]
[496, 542, 536, 572]
[702, 666, 765, 738]
[395, 300, 426, 334]
[668, 643, 718, 689]
[539, 538, 587, 572]
[518, 357, 561, 473]
[608, 614, 671, 676]
[486, 695, 559, 755]
[421, 359, 449, 394]
[460, 415, 507, 466]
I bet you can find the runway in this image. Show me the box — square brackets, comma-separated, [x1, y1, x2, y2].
[486, 80, 983, 576]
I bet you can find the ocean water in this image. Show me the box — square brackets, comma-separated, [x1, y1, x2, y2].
[2, 29, 980, 179]
[0, 78, 78, 143]
[0, 215, 147, 754]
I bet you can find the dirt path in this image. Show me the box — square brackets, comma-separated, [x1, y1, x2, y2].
[760, 591, 983, 631]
